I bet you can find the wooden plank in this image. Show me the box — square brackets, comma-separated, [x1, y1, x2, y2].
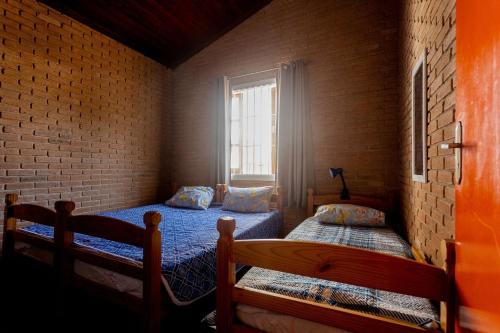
[3, 194, 19, 259]
[216, 217, 237, 333]
[233, 239, 448, 301]
[274, 185, 283, 214]
[233, 287, 438, 333]
[54, 200, 76, 316]
[14, 230, 55, 251]
[142, 211, 162, 333]
[8, 204, 57, 226]
[216, 184, 228, 204]
[67, 215, 146, 248]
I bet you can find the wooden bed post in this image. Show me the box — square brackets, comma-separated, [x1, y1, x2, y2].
[54, 201, 76, 274]
[216, 184, 228, 204]
[3, 194, 18, 262]
[216, 184, 222, 203]
[143, 211, 162, 333]
[307, 188, 314, 217]
[275, 185, 283, 215]
[170, 182, 178, 196]
[54, 200, 75, 316]
[441, 239, 456, 333]
[216, 217, 236, 333]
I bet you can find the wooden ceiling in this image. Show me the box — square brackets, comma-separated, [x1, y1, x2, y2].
[40, 0, 271, 68]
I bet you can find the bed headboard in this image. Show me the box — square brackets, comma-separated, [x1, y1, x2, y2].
[306, 187, 430, 266]
[306, 188, 395, 218]
[215, 184, 283, 213]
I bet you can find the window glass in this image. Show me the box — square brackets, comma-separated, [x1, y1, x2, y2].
[230, 80, 277, 181]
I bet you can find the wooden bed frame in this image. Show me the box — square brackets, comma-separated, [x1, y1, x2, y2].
[216, 188, 456, 333]
[2, 193, 172, 332]
[2, 183, 283, 333]
[306, 188, 426, 262]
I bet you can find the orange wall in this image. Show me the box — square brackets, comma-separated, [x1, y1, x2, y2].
[456, 0, 500, 331]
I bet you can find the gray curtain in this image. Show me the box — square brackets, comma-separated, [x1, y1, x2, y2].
[278, 60, 314, 207]
[210, 76, 230, 187]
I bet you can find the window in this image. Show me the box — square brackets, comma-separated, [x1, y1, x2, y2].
[229, 78, 277, 181]
[412, 51, 427, 183]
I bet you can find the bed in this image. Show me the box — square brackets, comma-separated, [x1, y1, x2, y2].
[215, 188, 455, 333]
[2, 184, 283, 332]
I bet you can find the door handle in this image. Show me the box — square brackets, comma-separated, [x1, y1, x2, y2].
[440, 143, 462, 149]
[439, 122, 462, 184]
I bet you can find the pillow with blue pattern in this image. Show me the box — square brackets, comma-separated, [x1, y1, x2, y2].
[166, 186, 214, 210]
[222, 186, 273, 213]
[313, 204, 385, 227]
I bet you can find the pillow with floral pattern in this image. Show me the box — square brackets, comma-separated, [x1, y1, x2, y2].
[222, 186, 273, 213]
[313, 204, 385, 226]
[166, 186, 214, 210]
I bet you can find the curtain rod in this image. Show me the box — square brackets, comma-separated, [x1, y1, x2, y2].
[228, 66, 280, 80]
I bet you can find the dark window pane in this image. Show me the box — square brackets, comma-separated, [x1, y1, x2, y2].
[413, 64, 424, 176]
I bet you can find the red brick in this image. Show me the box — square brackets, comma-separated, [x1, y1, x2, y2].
[437, 198, 454, 216]
[438, 170, 454, 184]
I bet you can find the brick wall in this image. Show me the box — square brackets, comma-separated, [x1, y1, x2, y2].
[399, 0, 456, 265]
[0, 0, 171, 240]
[0, 0, 455, 260]
[171, 0, 400, 233]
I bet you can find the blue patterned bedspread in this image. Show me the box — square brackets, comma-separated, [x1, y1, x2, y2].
[237, 218, 439, 328]
[23, 204, 282, 305]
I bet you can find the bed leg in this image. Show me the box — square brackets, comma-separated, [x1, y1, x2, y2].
[2, 194, 18, 265]
[54, 200, 75, 317]
[216, 217, 236, 333]
[143, 211, 162, 333]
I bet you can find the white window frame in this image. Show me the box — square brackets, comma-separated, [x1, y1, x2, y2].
[228, 72, 278, 182]
[231, 174, 276, 181]
[411, 51, 428, 183]
[231, 78, 276, 91]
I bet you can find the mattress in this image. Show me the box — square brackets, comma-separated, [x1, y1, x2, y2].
[14, 240, 146, 298]
[236, 218, 439, 332]
[236, 304, 351, 333]
[21, 204, 282, 305]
